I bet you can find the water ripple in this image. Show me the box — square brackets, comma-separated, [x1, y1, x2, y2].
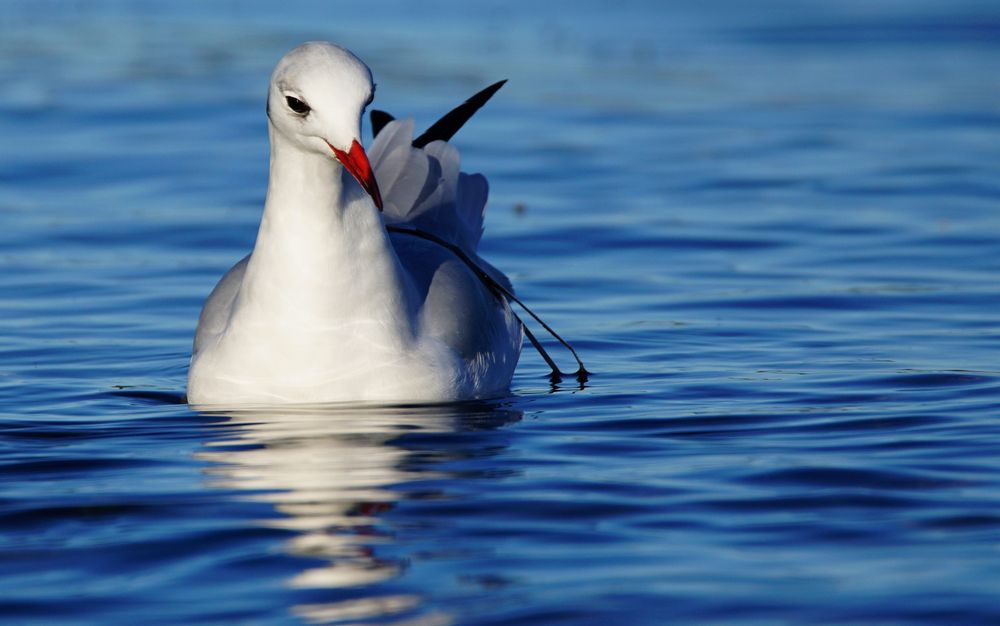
[3, 1, 1000, 624]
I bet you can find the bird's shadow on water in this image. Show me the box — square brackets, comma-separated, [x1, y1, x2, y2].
[123, 392, 526, 624]
[110, 387, 189, 405]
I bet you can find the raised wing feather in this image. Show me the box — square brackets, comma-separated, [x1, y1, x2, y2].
[370, 119, 487, 256]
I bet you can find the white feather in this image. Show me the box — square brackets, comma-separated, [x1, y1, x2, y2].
[372, 120, 488, 255]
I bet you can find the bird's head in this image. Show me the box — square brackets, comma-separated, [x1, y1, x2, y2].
[267, 41, 382, 210]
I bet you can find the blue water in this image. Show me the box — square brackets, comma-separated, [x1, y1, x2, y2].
[3, 1, 1000, 624]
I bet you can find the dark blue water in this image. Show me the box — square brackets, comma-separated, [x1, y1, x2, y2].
[3, 1, 1000, 624]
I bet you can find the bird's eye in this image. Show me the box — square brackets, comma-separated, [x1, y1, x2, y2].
[285, 95, 310, 115]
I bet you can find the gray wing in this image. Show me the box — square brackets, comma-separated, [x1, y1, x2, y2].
[192, 254, 249, 355]
[391, 234, 518, 362]
[369, 119, 488, 256]
[370, 117, 514, 292]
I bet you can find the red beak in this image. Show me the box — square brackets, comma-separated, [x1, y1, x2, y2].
[328, 139, 383, 211]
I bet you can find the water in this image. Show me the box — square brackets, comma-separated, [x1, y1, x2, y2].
[3, 1, 1000, 624]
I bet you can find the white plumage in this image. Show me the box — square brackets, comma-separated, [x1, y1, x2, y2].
[187, 42, 521, 406]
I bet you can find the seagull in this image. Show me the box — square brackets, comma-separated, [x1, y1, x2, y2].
[187, 42, 523, 406]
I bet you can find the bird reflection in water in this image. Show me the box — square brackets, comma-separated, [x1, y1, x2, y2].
[195, 402, 521, 624]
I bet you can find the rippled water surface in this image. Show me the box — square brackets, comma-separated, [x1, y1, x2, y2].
[3, 1, 1000, 624]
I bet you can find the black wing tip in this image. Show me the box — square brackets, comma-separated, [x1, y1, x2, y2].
[474, 79, 507, 104]
[412, 79, 507, 149]
[370, 109, 395, 139]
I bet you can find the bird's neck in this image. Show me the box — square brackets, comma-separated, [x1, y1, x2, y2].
[239, 127, 415, 341]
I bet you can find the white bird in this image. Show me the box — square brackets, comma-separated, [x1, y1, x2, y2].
[187, 42, 523, 406]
